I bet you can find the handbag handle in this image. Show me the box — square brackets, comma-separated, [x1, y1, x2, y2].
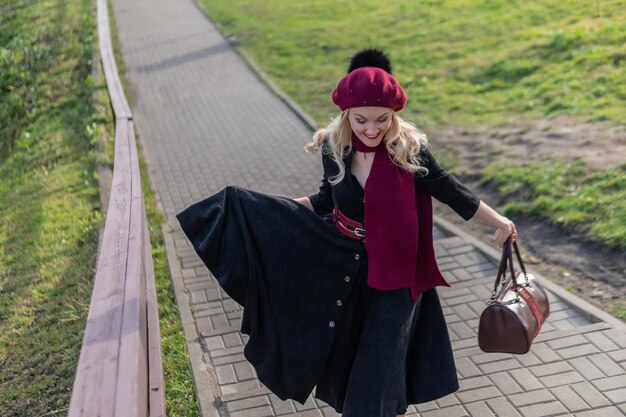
[512, 240, 529, 285]
[490, 236, 527, 300]
[492, 240, 509, 294]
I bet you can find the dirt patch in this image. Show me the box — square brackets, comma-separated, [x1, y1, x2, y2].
[427, 117, 626, 321]
[430, 116, 626, 173]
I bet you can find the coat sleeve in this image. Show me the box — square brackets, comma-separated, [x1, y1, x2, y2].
[415, 147, 480, 220]
[307, 151, 334, 215]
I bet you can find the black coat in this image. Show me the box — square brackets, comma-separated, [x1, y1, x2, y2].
[177, 177, 476, 406]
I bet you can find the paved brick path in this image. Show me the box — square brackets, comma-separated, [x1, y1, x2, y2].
[110, 0, 626, 415]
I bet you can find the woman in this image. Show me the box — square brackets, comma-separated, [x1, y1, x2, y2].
[177, 49, 516, 417]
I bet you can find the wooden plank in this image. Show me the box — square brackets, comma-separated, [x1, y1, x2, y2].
[69, 119, 133, 417]
[114, 121, 148, 416]
[97, 0, 132, 119]
[69, 0, 165, 413]
[144, 205, 166, 417]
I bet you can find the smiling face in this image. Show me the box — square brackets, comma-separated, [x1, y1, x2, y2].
[348, 106, 393, 148]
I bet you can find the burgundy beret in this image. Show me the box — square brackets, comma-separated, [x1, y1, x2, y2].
[332, 67, 407, 112]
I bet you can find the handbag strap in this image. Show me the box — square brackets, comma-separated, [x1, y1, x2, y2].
[512, 240, 530, 285]
[507, 238, 519, 289]
[491, 237, 511, 298]
[490, 236, 520, 300]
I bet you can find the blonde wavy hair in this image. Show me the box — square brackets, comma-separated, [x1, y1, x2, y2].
[304, 110, 429, 184]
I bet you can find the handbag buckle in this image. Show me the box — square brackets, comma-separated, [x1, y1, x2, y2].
[513, 285, 521, 303]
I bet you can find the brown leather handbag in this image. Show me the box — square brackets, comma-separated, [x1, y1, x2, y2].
[478, 237, 550, 354]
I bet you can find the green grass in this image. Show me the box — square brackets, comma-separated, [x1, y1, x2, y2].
[198, 0, 626, 250]
[483, 162, 626, 249]
[138, 145, 200, 416]
[612, 306, 626, 320]
[0, 0, 101, 414]
[0, 0, 198, 414]
[199, 0, 626, 127]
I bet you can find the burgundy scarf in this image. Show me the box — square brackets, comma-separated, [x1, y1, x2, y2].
[352, 134, 449, 300]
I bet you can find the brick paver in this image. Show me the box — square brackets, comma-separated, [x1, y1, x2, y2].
[110, 0, 626, 415]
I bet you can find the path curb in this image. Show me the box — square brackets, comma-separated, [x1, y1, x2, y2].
[189, 0, 319, 133]
[163, 222, 223, 417]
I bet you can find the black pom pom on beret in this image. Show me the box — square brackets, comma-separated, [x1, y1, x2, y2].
[347, 48, 393, 74]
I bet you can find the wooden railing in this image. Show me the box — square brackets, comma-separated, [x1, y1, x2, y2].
[68, 0, 165, 414]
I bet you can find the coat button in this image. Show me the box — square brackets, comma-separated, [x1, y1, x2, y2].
[354, 253, 360, 260]
[329, 321, 336, 328]
[336, 300, 343, 307]
[344, 276, 351, 282]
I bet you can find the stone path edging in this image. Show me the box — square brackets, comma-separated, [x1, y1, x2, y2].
[163, 222, 223, 417]
[187, 0, 319, 133]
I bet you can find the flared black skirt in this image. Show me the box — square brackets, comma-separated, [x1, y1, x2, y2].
[176, 186, 459, 417]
